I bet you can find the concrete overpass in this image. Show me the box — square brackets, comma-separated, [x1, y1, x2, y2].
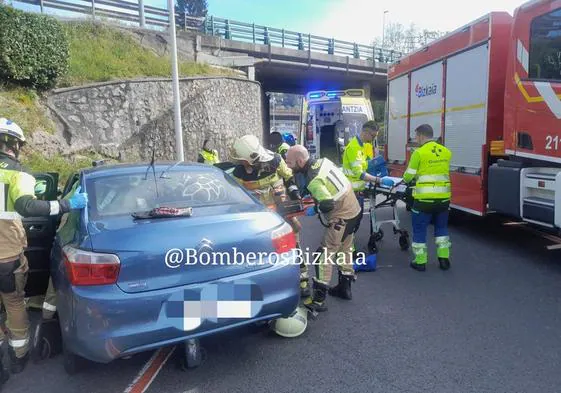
[195, 17, 403, 100]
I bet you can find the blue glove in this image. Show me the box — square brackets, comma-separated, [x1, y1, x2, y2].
[68, 186, 88, 209]
[305, 206, 316, 216]
[381, 178, 395, 188]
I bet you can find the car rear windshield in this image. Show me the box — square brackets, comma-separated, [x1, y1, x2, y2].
[86, 168, 254, 218]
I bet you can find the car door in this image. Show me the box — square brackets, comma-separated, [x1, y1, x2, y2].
[23, 172, 59, 297]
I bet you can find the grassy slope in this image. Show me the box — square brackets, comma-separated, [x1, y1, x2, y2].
[0, 20, 238, 185]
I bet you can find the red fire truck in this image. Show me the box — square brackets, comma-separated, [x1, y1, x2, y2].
[385, 0, 561, 232]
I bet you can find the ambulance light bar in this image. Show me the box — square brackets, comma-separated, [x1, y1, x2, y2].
[306, 89, 365, 100]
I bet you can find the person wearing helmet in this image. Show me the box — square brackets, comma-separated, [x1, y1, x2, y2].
[285, 144, 368, 311]
[283, 133, 296, 147]
[197, 139, 220, 165]
[0, 118, 88, 385]
[269, 131, 290, 160]
[230, 134, 310, 297]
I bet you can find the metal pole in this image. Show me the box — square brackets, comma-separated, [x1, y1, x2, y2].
[382, 10, 388, 48]
[168, 0, 184, 161]
[139, 0, 145, 28]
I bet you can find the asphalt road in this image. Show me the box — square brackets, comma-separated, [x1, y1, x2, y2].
[7, 202, 561, 393]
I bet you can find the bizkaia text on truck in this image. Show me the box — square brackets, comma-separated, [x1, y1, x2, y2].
[385, 0, 561, 232]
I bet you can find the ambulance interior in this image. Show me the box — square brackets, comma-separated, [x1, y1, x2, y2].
[307, 102, 369, 164]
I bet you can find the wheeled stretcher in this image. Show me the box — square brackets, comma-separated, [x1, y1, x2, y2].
[364, 177, 410, 254]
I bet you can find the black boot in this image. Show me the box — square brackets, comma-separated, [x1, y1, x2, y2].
[303, 281, 328, 313]
[0, 347, 9, 391]
[300, 279, 311, 298]
[9, 347, 29, 374]
[410, 262, 426, 272]
[438, 258, 451, 271]
[328, 272, 353, 300]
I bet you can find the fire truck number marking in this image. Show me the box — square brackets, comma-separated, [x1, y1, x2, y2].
[545, 135, 560, 151]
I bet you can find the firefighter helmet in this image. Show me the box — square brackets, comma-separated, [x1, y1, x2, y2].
[230, 135, 274, 164]
[270, 306, 308, 338]
[0, 118, 25, 143]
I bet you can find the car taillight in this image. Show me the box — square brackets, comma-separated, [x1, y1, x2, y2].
[63, 245, 120, 286]
[271, 222, 297, 254]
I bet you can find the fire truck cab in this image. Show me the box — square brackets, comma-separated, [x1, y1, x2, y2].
[299, 89, 375, 164]
[385, 0, 561, 232]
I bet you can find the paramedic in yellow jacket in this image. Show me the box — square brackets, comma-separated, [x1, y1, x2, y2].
[342, 121, 385, 246]
[0, 118, 87, 386]
[230, 135, 309, 297]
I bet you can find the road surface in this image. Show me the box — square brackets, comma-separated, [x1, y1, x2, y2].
[7, 203, 561, 393]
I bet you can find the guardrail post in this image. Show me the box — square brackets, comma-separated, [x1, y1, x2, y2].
[225, 19, 231, 39]
[210, 15, 214, 36]
[252, 23, 255, 43]
[282, 29, 285, 47]
[91, 0, 96, 20]
[328, 38, 334, 55]
[353, 43, 359, 59]
[308, 34, 311, 67]
[298, 33, 304, 50]
[39, 0, 44, 13]
[138, 0, 145, 28]
[390, 50, 394, 62]
[264, 27, 269, 45]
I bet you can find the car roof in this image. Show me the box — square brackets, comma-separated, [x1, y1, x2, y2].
[80, 161, 224, 179]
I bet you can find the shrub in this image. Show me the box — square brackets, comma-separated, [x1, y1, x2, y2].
[0, 5, 69, 90]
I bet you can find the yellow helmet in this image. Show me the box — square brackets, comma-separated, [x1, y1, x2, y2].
[270, 306, 308, 338]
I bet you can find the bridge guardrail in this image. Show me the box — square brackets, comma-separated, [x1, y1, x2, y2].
[11, 0, 404, 64]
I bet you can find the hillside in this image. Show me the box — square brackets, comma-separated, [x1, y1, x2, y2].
[0, 18, 238, 185]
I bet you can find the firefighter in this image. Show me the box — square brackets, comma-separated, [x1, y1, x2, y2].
[0, 118, 87, 386]
[197, 139, 219, 165]
[285, 145, 386, 310]
[341, 121, 383, 250]
[229, 135, 310, 297]
[402, 124, 452, 272]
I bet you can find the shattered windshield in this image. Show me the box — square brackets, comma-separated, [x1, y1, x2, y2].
[87, 169, 254, 218]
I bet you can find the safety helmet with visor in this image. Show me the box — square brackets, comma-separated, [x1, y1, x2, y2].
[0, 118, 26, 159]
[230, 134, 274, 166]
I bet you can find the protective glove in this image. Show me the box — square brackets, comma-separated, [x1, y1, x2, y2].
[380, 178, 395, 188]
[289, 189, 301, 201]
[68, 186, 88, 209]
[305, 206, 316, 216]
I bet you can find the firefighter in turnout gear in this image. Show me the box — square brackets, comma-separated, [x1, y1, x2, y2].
[402, 124, 452, 272]
[230, 135, 310, 297]
[342, 121, 385, 252]
[0, 118, 88, 388]
[285, 145, 362, 312]
[197, 139, 220, 165]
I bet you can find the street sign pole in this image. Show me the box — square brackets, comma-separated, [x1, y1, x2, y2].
[168, 0, 184, 161]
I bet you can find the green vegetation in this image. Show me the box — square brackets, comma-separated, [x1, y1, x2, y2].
[0, 5, 69, 90]
[59, 21, 236, 87]
[21, 151, 105, 187]
[0, 86, 56, 134]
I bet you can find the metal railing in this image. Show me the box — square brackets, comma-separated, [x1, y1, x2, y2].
[11, 0, 404, 63]
[204, 16, 403, 63]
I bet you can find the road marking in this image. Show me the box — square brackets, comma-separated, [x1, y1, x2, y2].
[124, 346, 176, 393]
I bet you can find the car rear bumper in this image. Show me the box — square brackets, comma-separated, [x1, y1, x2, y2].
[59, 261, 300, 363]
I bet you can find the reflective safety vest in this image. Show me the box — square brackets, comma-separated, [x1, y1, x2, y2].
[342, 137, 369, 191]
[200, 149, 219, 165]
[277, 142, 289, 157]
[403, 141, 452, 201]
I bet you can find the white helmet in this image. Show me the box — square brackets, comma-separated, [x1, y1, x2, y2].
[230, 134, 274, 164]
[270, 306, 308, 338]
[0, 118, 25, 143]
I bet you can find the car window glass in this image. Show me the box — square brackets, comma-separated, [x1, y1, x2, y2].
[529, 7, 561, 80]
[87, 169, 255, 218]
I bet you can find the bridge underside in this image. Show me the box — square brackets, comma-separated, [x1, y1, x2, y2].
[254, 61, 387, 100]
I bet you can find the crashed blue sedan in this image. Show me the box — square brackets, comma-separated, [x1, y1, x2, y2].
[45, 161, 300, 371]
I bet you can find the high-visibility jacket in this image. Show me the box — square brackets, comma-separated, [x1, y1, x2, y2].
[342, 136, 370, 191]
[277, 142, 290, 159]
[231, 153, 298, 206]
[198, 149, 219, 165]
[402, 141, 452, 202]
[305, 157, 361, 221]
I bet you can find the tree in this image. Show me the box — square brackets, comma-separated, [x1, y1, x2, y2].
[175, 0, 208, 29]
[373, 21, 446, 54]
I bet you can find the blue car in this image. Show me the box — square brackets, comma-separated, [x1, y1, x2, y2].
[27, 161, 300, 372]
